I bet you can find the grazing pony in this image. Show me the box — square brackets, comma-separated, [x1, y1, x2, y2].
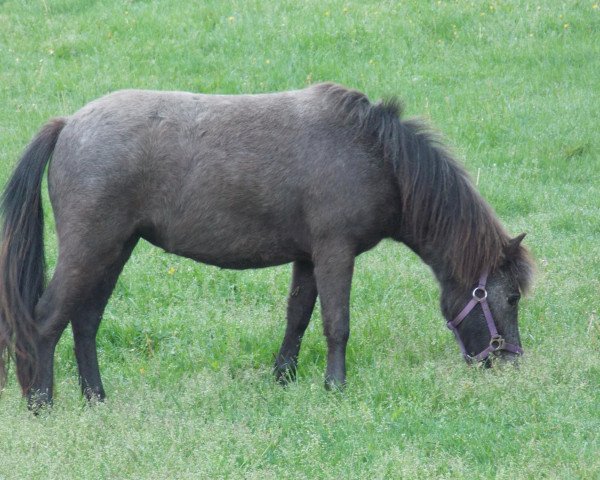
[0, 83, 533, 409]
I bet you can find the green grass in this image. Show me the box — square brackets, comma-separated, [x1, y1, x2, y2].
[0, 0, 599, 478]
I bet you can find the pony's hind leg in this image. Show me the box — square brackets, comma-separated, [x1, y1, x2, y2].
[274, 260, 317, 384]
[19, 275, 70, 410]
[71, 236, 138, 401]
[22, 262, 81, 410]
[23, 233, 138, 410]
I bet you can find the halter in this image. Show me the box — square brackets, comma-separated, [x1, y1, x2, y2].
[446, 272, 523, 362]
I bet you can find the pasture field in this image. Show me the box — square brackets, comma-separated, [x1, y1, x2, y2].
[0, 1, 598, 478]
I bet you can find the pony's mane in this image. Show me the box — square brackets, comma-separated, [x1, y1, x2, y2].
[315, 83, 533, 290]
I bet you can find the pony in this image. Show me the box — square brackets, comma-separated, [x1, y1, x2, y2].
[0, 83, 533, 409]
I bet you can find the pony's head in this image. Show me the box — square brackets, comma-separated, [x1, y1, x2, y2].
[440, 234, 533, 365]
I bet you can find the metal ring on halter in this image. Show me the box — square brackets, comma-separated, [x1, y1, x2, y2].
[489, 335, 505, 350]
[472, 286, 487, 301]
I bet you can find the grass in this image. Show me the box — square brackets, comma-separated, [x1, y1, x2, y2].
[0, 0, 599, 478]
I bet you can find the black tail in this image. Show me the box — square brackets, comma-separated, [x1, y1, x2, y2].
[0, 118, 66, 394]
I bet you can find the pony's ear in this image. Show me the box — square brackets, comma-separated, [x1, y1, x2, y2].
[502, 233, 534, 294]
[503, 233, 526, 258]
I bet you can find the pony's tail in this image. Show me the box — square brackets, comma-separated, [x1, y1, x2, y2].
[0, 118, 66, 394]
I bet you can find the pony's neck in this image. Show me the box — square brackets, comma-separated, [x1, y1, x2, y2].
[400, 238, 461, 287]
[392, 119, 509, 289]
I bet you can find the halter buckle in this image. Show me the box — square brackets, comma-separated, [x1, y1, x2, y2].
[489, 335, 505, 350]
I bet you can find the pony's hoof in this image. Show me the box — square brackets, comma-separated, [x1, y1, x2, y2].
[324, 376, 346, 392]
[82, 386, 106, 403]
[27, 391, 53, 415]
[273, 361, 297, 385]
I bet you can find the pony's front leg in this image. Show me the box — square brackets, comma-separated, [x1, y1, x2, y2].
[313, 247, 354, 390]
[274, 260, 318, 383]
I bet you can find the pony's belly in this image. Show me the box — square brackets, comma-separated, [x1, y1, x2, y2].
[171, 244, 303, 270]
[182, 252, 299, 270]
[153, 227, 307, 270]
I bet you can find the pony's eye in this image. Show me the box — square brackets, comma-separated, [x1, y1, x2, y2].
[507, 293, 521, 306]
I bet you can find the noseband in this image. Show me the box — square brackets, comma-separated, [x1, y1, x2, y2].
[446, 272, 523, 362]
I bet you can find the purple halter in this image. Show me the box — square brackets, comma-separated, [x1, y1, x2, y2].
[447, 272, 523, 362]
